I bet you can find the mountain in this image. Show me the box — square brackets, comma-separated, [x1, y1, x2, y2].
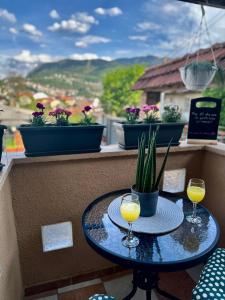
[27, 55, 163, 98]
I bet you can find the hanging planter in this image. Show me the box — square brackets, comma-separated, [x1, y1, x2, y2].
[179, 5, 218, 91]
[180, 61, 217, 91]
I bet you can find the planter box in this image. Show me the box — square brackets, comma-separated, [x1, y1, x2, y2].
[18, 124, 105, 157]
[114, 122, 185, 149]
[0, 125, 7, 171]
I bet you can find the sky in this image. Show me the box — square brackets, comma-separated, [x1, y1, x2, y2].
[0, 0, 225, 76]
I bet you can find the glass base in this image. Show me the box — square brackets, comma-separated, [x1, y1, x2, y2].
[186, 215, 202, 224]
[122, 235, 139, 248]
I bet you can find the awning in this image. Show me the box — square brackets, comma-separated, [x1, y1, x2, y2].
[178, 0, 225, 9]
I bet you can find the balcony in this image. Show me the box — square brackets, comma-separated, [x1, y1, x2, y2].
[0, 142, 224, 299]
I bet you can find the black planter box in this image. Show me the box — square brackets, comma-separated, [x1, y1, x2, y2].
[0, 125, 7, 170]
[18, 124, 105, 157]
[114, 122, 185, 149]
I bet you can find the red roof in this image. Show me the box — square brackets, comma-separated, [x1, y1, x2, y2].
[133, 42, 225, 91]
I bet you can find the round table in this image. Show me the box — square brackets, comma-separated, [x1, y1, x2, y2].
[82, 189, 220, 300]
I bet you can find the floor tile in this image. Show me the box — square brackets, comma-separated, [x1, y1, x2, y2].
[156, 271, 195, 300]
[25, 290, 57, 300]
[186, 264, 203, 282]
[58, 283, 106, 300]
[37, 296, 58, 300]
[58, 278, 102, 293]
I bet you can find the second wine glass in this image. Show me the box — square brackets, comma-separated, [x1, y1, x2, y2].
[186, 178, 205, 224]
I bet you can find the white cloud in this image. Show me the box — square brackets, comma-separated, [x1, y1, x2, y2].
[75, 35, 111, 48]
[9, 27, 18, 35]
[136, 22, 160, 31]
[13, 50, 111, 65]
[0, 8, 16, 23]
[162, 3, 179, 14]
[129, 35, 148, 41]
[14, 50, 59, 64]
[48, 12, 98, 33]
[70, 53, 112, 61]
[49, 9, 60, 19]
[95, 7, 122, 16]
[23, 23, 42, 41]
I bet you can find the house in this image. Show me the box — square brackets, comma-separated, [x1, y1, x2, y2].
[133, 42, 225, 121]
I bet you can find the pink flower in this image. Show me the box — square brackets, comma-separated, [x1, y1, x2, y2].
[142, 105, 159, 113]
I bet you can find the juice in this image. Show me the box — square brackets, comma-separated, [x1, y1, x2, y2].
[187, 186, 205, 203]
[120, 202, 140, 222]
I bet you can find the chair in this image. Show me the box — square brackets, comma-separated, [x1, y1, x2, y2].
[192, 248, 225, 299]
[89, 294, 117, 300]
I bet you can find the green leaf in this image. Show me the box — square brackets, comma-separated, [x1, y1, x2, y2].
[154, 138, 172, 190]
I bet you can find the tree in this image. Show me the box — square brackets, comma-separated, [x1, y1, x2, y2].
[203, 87, 225, 126]
[101, 65, 145, 116]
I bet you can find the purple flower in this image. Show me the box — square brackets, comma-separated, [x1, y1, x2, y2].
[126, 107, 140, 115]
[54, 108, 64, 115]
[32, 111, 44, 117]
[49, 111, 56, 117]
[64, 110, 72, 117]
[125, 107, 132, 113]
[36, 102, 45, 110]
[130, 108, 140, 115]
[83, 105, 92, 112]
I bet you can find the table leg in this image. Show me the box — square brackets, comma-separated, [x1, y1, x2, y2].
[146, 290, 152, 300]
[122, 284, 137, 300]
[123, 269, 181, 300]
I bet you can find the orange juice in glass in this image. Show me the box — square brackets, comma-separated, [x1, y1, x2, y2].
[120, 193, 140, 248]
[186, 179, 205, 224]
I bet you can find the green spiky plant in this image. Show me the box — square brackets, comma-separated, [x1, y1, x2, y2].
[135, 130, 172, 193]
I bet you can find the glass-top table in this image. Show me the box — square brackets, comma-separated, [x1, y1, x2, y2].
[82, 189, 220, 300]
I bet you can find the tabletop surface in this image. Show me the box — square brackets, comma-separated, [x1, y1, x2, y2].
[82, 189, 220, 271]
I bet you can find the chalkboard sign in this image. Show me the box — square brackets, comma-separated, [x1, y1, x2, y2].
[187, 97, 221, 144]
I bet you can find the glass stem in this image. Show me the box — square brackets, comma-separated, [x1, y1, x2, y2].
[192, 202, 197, 219]
[128, 222, 133, 240]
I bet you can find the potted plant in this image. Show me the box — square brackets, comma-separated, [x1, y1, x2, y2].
[132, 130, 171, 217]
[180, 61, 217, 91]
[0, 110, 7, 171]
[18, 103, 105, 157]
[114, 105, 184, 149]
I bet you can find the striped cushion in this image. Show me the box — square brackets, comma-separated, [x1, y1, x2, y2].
[89, 294, 117, 300]
[192, 248, 225, 300]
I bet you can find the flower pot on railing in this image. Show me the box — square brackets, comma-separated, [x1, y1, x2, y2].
[115, 105, 185, 149]
[179, 61, 217, 91]
[0, 125, 7, 171]
[18, 104, 105, 157]
[18, 124, 105, 157]
[114, 122, 185, 149]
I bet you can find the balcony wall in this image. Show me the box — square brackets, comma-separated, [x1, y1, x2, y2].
[0, 173, 23, 299]
[0, 143, 225, 298]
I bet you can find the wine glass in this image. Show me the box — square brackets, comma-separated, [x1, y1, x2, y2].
[120, 193, 140, 248]
[186, 178, 205, 224]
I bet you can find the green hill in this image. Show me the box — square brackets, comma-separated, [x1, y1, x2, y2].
[27, 55, 162, 98]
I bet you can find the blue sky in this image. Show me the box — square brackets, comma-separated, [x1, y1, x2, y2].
[0, 0, 224, 76]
